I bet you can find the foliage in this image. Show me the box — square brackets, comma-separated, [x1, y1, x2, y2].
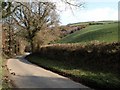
[33, 28, 60, 51]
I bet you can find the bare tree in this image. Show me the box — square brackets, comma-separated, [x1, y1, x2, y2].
[1, 0, 84, 53]
[0, 1, 22, 19]
[2, 16, 19, 56]
[0, 0, 84, 19]
[12, 2, 59, 52]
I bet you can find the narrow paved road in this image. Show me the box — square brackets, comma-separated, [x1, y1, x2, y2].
[7, 55, 89, 89]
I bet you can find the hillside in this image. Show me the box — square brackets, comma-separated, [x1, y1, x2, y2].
[57, 22, 118, 44]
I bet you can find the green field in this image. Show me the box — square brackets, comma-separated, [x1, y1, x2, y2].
[58, 23, 118, 44]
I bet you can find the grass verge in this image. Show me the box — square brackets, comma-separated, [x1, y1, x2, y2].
[26, 54, 120, 89]
[0, 56, 2, 89]
[1, 55, 12, 90]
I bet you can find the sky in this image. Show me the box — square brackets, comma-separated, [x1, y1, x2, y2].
[57, 0, 119, 25]
[7, 0, 120, 25]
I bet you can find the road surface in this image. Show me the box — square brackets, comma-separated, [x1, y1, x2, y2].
[7, 55, 89, 89]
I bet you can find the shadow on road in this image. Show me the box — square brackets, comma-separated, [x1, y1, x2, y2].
[14, 74, 86, 89]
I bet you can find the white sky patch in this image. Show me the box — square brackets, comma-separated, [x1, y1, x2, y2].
[60, 7, 118, 25]
[55, 0, 83, 11]
[84, 0, 119, 3]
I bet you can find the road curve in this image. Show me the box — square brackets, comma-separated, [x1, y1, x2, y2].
[7, 55, 89, 89]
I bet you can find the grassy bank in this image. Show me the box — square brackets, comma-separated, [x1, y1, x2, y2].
[26, 42, 120, 89]
[26, 55, 120, 89]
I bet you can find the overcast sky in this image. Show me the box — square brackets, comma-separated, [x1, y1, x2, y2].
[57, 0, 119, 25]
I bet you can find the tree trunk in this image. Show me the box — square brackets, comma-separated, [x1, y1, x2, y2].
[30, 40, 34, 53]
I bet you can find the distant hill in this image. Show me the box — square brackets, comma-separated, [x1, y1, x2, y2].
[67, 20, 117, 26]
[57, 21, 118, 44]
